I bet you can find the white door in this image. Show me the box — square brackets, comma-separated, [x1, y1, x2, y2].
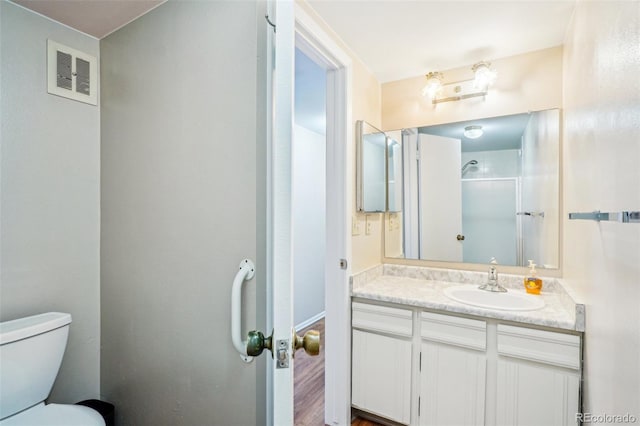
[418, 134, 462, 261]
[269, 3, 352, 425]
[271, 1, 296, 425]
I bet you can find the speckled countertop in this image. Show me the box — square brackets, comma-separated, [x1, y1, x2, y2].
[351, 264, 585, 332]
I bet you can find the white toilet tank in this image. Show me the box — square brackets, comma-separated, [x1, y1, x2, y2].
[0, 312, 72, 421]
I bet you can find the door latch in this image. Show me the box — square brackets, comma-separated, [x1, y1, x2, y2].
[276, 339, 289, 369]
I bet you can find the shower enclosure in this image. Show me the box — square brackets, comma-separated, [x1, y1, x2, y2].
[461, 177, 521, 265]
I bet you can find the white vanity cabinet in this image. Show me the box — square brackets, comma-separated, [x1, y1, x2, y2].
[495, 324, 582, 426]
[419, 312, 487, 426]
[351, 300, 582, 426]
[351, 302, 413, 424]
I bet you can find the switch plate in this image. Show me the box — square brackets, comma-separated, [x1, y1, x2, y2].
[351, 216, 361, 236]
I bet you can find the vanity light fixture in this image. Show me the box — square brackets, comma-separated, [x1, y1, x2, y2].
[421, 72, 443, 100]
[426, 61, 497, 104]
[472, 61, 497, 91]
[464, 125, 483, 139]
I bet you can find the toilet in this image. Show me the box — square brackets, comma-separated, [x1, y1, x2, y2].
[0, 312, 105, 425]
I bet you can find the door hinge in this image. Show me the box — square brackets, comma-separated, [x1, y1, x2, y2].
[419, 352, 422, 371]
[418, 396, 421, 416]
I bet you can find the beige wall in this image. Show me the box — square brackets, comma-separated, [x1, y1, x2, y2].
[382, 46, 563, 131]
[297, 1, 383, 274]
[378, 47, 563, 270]
[0, 1, 101, 404]
[562, 1, 640, 418]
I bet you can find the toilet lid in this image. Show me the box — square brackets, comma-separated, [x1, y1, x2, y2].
[0, 403, 105, 426]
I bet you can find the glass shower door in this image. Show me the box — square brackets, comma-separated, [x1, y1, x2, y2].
[461, 178, 519, 265]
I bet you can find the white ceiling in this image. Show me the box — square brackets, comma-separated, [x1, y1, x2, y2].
[12, 0, 165, 39]
[307, 0, 576, 82]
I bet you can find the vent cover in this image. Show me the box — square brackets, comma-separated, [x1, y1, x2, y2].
[56, 51, 72, 90]
[47, 40, 97, 105]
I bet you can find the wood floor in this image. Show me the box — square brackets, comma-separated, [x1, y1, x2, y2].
[293, 318, 383, 426]
[294, 318, 325, 426]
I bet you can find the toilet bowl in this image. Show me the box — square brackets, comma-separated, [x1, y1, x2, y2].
[0, 313, 105, 426]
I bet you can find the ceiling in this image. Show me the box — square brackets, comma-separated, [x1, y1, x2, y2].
[307, 0, 576, 82]
[418, 112, 533, 152]
[12, 0, 165, 39]
[13, 1, 575, 77]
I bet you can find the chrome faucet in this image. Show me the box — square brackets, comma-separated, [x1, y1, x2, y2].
[478, 257, 507, 292]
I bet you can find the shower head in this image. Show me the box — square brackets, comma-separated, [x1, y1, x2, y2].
[461, 159, 478, 173]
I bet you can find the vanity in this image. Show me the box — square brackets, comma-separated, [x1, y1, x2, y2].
[350, 264, 584, 426]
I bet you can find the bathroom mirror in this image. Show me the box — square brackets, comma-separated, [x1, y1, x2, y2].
[356, 120, 387, 212]
[387, 132, 403, 213]
[384, 109, 560, 269]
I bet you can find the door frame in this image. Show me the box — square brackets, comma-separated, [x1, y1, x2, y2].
[294, 5, 353, 426]
[267, 3, 353, 426]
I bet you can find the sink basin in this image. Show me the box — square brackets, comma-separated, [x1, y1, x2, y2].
[443, 285, 545, 311]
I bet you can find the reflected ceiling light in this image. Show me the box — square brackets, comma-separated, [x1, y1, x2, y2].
[472, 61, 497, 91]
[464, 125, 483, 139]
[421, 72, 443, 100]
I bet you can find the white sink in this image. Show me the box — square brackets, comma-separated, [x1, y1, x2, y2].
[443, 285, 545, 311]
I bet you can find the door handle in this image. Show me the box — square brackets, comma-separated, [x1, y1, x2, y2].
[231, 259, 320, 363]
[246, 329, 320, 368]
[293, 329, 320, 356]
[231, 259, 256, 362]
[457, 234, 465, 241]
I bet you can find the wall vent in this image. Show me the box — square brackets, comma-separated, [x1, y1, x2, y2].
[47, 40, 97, 105]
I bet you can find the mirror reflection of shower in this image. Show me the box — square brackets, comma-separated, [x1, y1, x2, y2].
[461, 159, 478, 176]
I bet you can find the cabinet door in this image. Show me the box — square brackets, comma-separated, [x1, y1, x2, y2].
[352, 329, 412, 424]
[496, 324, 581, 426]
[419, 312, 487, 426]
[496, 358, 580, 426]
[420, 342, 486, 426]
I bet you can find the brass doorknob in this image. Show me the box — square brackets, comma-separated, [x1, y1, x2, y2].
[293, 329, 320, 357]
[246, 330, 273, 357]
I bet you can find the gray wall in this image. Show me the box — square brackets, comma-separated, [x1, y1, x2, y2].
[0, 1, 101, 404]
[292, 125, 326, 328]
[100, 1, 262, 424]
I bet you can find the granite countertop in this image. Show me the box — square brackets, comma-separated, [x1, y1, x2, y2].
[351, 264, 585, 332]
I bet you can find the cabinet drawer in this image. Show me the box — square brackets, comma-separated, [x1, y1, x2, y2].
[421, 311, 486, 351]
[497, 324, 581, 370]
[352, 302, 413, 337]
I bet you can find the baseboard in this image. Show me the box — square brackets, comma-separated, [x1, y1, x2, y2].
[295, 311, 325, 332]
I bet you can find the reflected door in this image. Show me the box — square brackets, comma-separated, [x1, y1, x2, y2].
[418, 134, 462, 262]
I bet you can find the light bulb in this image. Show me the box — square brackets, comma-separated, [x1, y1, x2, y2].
[421, 72, 443, 100]
[472, 62, 497, 91]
